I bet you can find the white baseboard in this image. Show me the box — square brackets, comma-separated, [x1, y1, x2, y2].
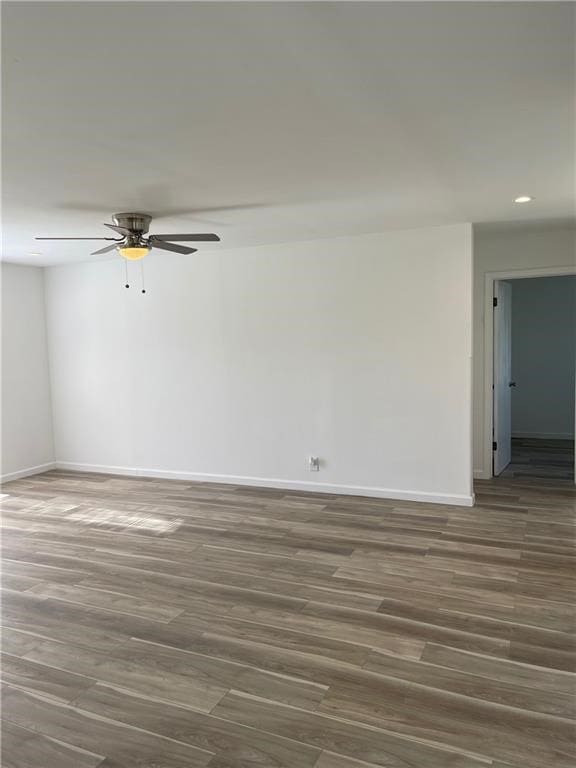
[473, 468, 491, 480]
[1, 462, 56, 484]
[512, 432, 574, 440]
[55, 461, 475, 507]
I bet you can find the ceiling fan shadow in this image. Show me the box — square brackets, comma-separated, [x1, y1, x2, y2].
[55, 202, 269, 224]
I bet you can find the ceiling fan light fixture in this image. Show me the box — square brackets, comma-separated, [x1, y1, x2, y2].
[118, 245, 150, 261]
[35, 213, 219, 265]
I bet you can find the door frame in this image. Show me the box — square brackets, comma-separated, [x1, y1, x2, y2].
[482, 265, 576, 480]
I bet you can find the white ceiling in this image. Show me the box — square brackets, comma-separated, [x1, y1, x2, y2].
[2, 1, 574, 265]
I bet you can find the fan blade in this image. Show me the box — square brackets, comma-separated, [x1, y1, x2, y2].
[150, 233, 220, 242]
[35, 237, 121, 241]
[91, 243, 120, 256]
[104, 223, 132, 236]
[152, 241, 197, 255]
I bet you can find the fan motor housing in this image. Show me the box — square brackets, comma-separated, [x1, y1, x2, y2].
[113, 213, 152, 235]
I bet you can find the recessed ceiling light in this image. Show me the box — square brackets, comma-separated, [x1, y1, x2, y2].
[28, 252, 42, 256]
[514, 195, 533, 204]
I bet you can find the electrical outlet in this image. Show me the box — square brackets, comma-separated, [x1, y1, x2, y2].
[308, 456, 320, 472]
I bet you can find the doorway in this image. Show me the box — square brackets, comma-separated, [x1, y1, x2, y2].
[492, 274, 576, 480]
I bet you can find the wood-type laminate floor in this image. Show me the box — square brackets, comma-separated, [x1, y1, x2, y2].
[501, 438, 575, 481]
[1, 469, 575, 768]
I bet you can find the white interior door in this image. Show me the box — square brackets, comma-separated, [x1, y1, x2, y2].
[493, 280, 513, 475]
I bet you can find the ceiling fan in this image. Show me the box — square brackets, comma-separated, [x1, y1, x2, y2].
[36, 213, 220, 260]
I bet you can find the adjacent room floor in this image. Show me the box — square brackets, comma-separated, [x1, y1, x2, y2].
[501, 437, 575, 481]
[1, 470, 574, 768]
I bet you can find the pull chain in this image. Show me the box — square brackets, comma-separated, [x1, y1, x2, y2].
[124, 259, 129, 289]
[140, 260, 146, 294]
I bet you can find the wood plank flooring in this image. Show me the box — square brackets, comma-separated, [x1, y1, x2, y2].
[1, 469, 575, 767]
[502, 437, 575, 480]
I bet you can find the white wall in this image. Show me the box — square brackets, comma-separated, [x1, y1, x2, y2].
[45, 224, 474, 505]
[511, 276, 576, 439]
[1, 263, 55, 480]
[473, 224, 576, 476]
